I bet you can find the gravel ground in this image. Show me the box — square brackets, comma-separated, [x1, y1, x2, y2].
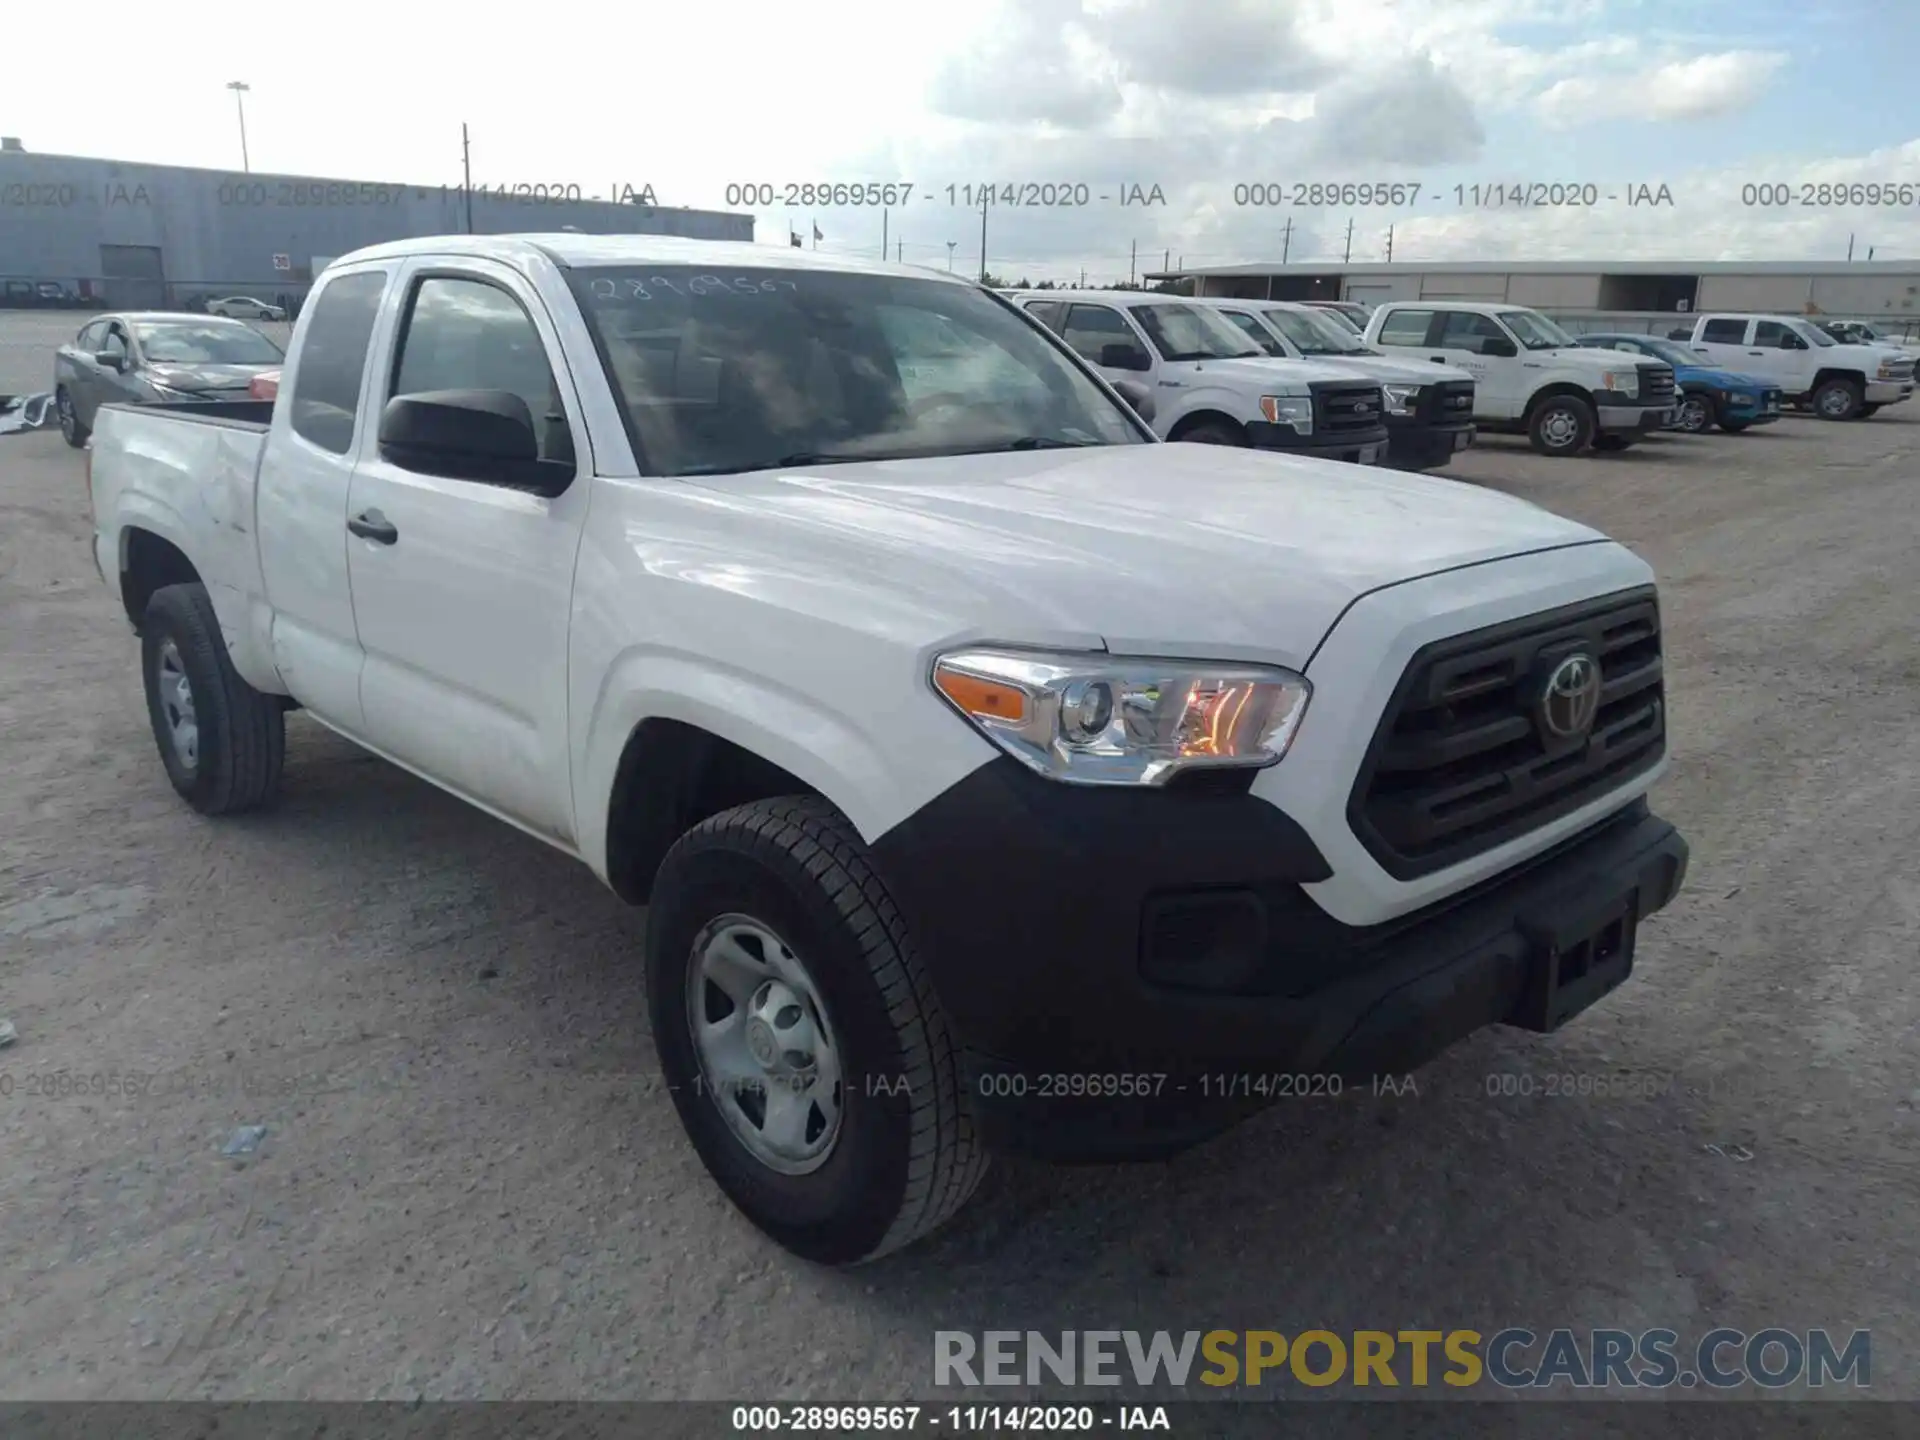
[1, 346, 1916, 1411]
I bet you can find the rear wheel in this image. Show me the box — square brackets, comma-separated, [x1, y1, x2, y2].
[1527, 395, 1596, 455]
[1813, 376, 1864, 420]
[140, 583, 285, 815]
[645, 796, 987, 1264]
[1673, 392, 1714, 433]
[56, 386, 88, 448]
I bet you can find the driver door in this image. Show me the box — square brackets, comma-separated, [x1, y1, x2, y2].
[1746, 320, 1813, 391]
[1428, 311, 1524, 419]
[1057, 303, 1159, 389]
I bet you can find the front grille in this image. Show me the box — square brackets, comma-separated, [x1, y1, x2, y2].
[1312, 382, 1386, 433]
[1636, 364, 1676, 406]
[1347, 588, 1666, 880]
[1882, 359, 1915, 382]
[1421, 378, 1475, 421]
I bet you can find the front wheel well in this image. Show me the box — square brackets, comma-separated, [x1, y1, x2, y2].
[121, 529, 202, 633]
[1166, 409, 1246, 442]
[1812, 368, 1865, 390]
[604, 718, 822, 904]
[1523, 383, 1595, 419]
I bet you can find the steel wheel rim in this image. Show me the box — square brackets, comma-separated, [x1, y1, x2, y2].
[57, 391, 75, 440]
[1681, 397, 1710, 431]
[1819, 387, 1851, 417]
[1541, 408, 1579, 447]
[687, 914, 844, 1175]
[156, 639, 199, 770]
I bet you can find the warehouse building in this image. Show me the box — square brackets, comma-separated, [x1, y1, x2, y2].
[1144, 259, 1920, 327]
[1, 142, 753, 311]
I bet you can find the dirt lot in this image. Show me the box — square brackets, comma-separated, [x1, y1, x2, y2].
[2, 359, 1916, 1409]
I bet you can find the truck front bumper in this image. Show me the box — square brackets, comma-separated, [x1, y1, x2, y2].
[1865, 379, 1913, 406]
[1385, 418, 1476, 471]
[1245, 420, 1390, 465]
[1595, 403, 1672, 432]
[869, 759, 1689, 1162]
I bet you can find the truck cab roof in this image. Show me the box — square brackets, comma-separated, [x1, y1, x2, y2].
[331, 233, 974, 285]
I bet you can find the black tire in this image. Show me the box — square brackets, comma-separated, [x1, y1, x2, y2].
[1718, 420, 1751, 434]
[1812, 376, 1864, 421]
[1859, 403, 1881, 418]
[1673, 391, 1714, 434]
[56, 385, 88, 448]
[141, 583, 285, 815]
[1175, 419, 1246, 446]
[1527, 394, 1596, 455]
[646, 796, 987, 1265]
[1593, 434, 1636, 452]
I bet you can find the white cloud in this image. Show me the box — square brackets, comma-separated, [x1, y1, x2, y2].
[1534, 49, 1789, 126]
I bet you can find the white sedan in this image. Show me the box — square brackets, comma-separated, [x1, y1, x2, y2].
[205, 296, 287, 321]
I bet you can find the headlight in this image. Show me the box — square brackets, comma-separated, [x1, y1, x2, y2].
[1258, 391, 1314, 434]
[1381, 382, 1422, 415]
[1877, 362, 1899, 380]
[932, 648, 1311, 787]
[1599, 370, 1639, 396]
[1729, 391, 1754, 405]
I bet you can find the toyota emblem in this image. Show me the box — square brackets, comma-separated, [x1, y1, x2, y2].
[1539, 653, 1602, 740]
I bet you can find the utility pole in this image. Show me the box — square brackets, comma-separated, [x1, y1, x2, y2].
[897, 240, 904, 263]
[1129, 239, 1136, 287]
[460, 123, 474, 234]
[979, 192, 989, 281]
[1079, 267, 1086, 287]
[946, 240, 957, 271]
[1343, 217, 1354, 263]
[225, 81, 252, 172]
[1281, 217, 1293, 263]
[1847, 233, 1855, 261]
[1385, 225, 1394, 261]
[882, 209, 888, 262]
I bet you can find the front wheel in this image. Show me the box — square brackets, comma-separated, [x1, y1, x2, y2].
[1527, 395, 1596, 455]
[1673, 392, 1714, 433]
[645, 796, 987, 1264]
[1813, 376, 1864, 420]
[56, 386, 88, 448]
[141, 583, 285, 815]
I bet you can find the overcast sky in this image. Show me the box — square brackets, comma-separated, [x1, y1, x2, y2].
[8, 0, 1918, 281]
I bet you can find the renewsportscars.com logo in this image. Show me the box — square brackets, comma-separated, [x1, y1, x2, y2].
[934, 1328, 1871, 1391]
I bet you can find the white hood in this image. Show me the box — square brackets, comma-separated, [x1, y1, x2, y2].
[1172, 355, 1385, 389]
[1308, 353, 1476, 386]
[666, 442, 1608, 668]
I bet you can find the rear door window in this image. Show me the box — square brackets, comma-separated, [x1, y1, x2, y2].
[1375, 308, 1437, 347]
[288, 270, 388, 454]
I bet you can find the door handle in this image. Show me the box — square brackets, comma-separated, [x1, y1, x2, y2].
[1431, 356, 1448, 364]
[1748, 351, 1765, 356]
[347, 509, 398, 545]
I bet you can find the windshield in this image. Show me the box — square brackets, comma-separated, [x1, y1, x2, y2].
[1790, 321, 1837, 348]
[1264, 307, 1366, 355]
[1219, 311, 1286, 357]
[1626, 337, 1701, 367]
[1312, 307, 1365, 335]
[568, 267, 1147, 476]
[1128, 302, 1264, 361]
[134, 321, 284, 365]
[1500, 309, 1577, 351]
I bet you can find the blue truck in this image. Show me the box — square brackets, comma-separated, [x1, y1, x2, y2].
[1577, 333, 1781, 434]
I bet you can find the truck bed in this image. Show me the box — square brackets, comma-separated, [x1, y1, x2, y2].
[89, 402, 275, 654]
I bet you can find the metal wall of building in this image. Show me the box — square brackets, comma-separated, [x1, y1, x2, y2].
[1505, 272, 1603, 308]
[1806, 272, 1920, 318]
[2, 151, 752, 306]
[1694, 274, 1817, 312]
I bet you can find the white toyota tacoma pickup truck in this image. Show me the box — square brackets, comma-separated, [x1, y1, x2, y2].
[86, 235, 1690, 1265]
[1364, 300, 1677, 455]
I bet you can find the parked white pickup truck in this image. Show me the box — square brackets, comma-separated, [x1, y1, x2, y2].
[1364, 300, 1677, 455]
[1678, 312, 1914, 420]
[1202, 297, 1479, 471]
[87, 234, 1689, 1264]
[1007, 289, 1391, 463]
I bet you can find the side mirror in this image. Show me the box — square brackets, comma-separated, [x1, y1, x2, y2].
[1111, 378, 1156, 425]
[1482, 337, 1518, 358]
[378, 388, 570, 494]
[1100, 343, 1152, 372]
[95, 349, 125, 371]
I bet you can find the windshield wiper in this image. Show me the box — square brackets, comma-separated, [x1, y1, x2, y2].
[996, 436, 1104, 451]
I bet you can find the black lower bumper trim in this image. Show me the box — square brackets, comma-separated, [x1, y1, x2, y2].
[1386, 420, 1476, 470]
[869, 758, 1688, 1161]
[1245, 419, 1391, 462]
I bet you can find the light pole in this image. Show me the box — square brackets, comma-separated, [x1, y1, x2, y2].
[225, 81, 251, 172]
[946, 241, 956, 271]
